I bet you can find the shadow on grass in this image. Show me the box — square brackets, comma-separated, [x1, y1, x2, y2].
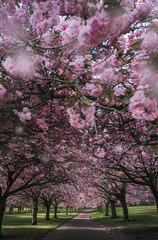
[2, 217, 74, 240]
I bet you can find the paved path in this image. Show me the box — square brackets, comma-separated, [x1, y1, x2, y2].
[52, 209, 107, 240]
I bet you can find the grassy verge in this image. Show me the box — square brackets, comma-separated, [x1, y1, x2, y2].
[90, 205, 158, 240]
[2, 209, 79, 240]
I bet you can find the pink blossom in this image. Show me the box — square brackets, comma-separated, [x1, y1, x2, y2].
[81, 105, 95, 128]
[129, 90, 158, 121]
[0, 84, 6, 99]
[25, 153, 34, 159]
[60, 17, 81, 45]
[14, 107, 32, 123]
[78, 9, 130, 47]
[67, 108, 85, 129]
[141, 31, 158, 51]
[114, 86, 126, 96]
[3, 54, 35, 80]
[36, 119, 48, 131]
[30, 0, 59, 35]
[82, 83, 103, 96]
[15, 90, 22, 97]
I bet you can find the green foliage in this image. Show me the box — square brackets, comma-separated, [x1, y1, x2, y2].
[90, 205, 158, 240]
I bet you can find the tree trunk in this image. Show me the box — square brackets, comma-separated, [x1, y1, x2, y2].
[155, 198, 158, 213]
[18, 206, 21, 213]
[66, 206, 69, 215]
[32, 202, 38, 225]
[110, 200, 117, 218]
[150, 187, 158, 213]
[98, 205, 103, 213]
[54, 204, 57, 218]
[120, 199, 129, 221]
[9, 206, 13, 214]
[0, 199, 6, 238]
[45, 205, 50, 221]
[105, 202, 109, 216]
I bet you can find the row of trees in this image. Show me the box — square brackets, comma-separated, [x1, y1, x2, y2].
[0, 0, 157, 237]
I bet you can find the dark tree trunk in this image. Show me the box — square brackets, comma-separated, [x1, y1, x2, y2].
[66, 206, 69, 215]
[0, 199, 6, 238]
[74, 207, 76, 212]
[150, 187, 158, 213]
[18, 206, 21, 213]
[110, 200, 117, 218]
[32, 201, 38, 225]
[120, 199, 129, 221]
[155, 198, 158, 213]
[45, 205, 50, 221]
[105, 202, 109, 216]
[98, 205, 103, 213]
[9, 206, 13, 214]
[54, 204, 57, 218]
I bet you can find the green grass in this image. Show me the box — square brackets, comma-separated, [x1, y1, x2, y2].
[2, 209, 79, 240]
[90, 205, 158, 240]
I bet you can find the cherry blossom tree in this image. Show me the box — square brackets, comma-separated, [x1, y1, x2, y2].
[0, 0, 158, 237]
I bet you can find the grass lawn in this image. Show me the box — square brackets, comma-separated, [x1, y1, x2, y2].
[2, 208, 79, 240]
[90, 205, 158, 240]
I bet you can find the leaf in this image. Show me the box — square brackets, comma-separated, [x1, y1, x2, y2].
[88, 0, 97, 3]
[120, 93, 133, 101]
[65, 96, 78, 109]
[6, 48, 16, 56]
[15, 0, 20, 8]
[143, 146, 150, 153]
[136, 58, 149, 62]
[101, 89, 111, 98]
[151, 146, 158, 155]
[104, 1, 126, 16]
[145, 91, 155, 99]
[69, 65, 75, 69]
[118, 69, 130, 75]
[131, 38, 143, 48]
[80, 98, 91, 107]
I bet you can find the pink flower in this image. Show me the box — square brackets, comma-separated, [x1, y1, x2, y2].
[14, 107, 32, 123]
[25, 153, 34, 159]
[129, 90, 158, 121]
[78, 9, 130, 47]
[15, 90, 22, 97]
[36, 118, 48, 131]
[30, 0, 59, 35]
[114, 86, 126, 96]
[3, 54, 35, 80]
[141, 31, 158, 51]
[0, 84, 6, 99]
[60, 17, 81, 45]
[82, 83, 103, 96]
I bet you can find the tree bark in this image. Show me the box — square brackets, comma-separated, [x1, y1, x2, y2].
[98, 205, 103, 213]
[18, 206, 21, 213]
[45, 205, 50, 221]
[120, 199, 129, 221]
[105, 202, 109, 216]
[54, 204, 57, 218]
[110, 200, 117, 218]
[150, 187, 158, 213]
[66, 206, 69, 215]
[32, 201, 38, 225]
[0, 199, 6, 238]
[9, 206, 13, 214]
